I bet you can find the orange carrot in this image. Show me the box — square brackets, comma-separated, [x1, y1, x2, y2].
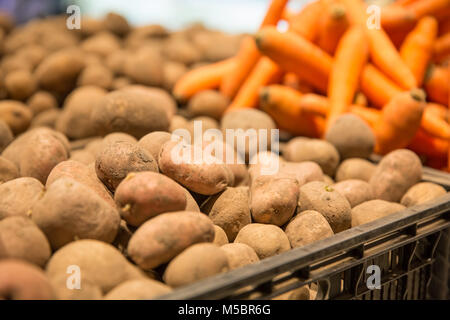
[289, 0, 324, 41]
[173, 58, 235, 102]
[327, 26, 369, 128]
[299, 94, 330, 116]
[226, 57, 282, 111]
[409, 129, 448, 159]
[381, 5, 417, 32]
[282, 73, 314, 93]
[406, 0, 450, 19]
[354, 92, 368, 106]
[281, 8, 295, 22]
[360, 64, 404, 109]
[421, 104, 450, 139]
[255, 27, 332, 93]
[439, 18, 450, 36]
[400, 16, 438, 86]
[424, 64, 449, 105]
[434, 33, 450, 62]
[317, 2, 350, 55]
[374, 89, 427, 154]
[261, 0, 290, 26]
[350, 105, 380, 127]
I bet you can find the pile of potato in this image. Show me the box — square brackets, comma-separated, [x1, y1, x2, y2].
[0, 12, 448, 301]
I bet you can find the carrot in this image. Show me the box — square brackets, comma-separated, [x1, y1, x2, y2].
[282, 73, 314, 93]
[327, 26, 369, 128]
[289, 0, 324, 41]
[400, 16, 438, 86]
[281, 8, 296, 22]
[427, 102, 449, 119]
[360, 64, 404, 109]
[438, 18, 450, 36]
[421, 104, 450, 139]
[226, 57, 282, 111]
[395, 0, 420, 6]
[220, 0, 288, 99]
[424, 64, 449, 105]
[317, 2, 350, 55]
[299, 94, 330, 116]
[255, 27, 332, 93]
[406, 0, 450, 19]
[434, 33, 450, 62]
[381, 5, 417, 32]
[350, 105, 380, 127]
[354, 92, 368, 106]
[409, 129, 448, 159]
[173, 58, 235, 102]
[374, 89, 427, 154]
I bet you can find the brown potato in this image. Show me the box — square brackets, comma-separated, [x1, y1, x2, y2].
[0, 216, 51, 267]
[27, 91, 58, 115]
[169, 115, 189, 133]
[127, 211, 215, 270]
[187, 90, 229, 120]
[104, 279, 171, 300]
[106, 50, 128, 76]
[213, 225, 229, 246]
[400, 182, 447, 207]
[77, 64, 113, 89]
[102, 132, 138, 145]
[138, 131, 172, 162]
[0, 119, 13, 153]
[202, 186, 251, 241]
[4, 69, 37, 100]
[298, 181, 351, 233]
[0, 177, 44, 220]
[115, 171, 187, 226]
[124, 46, 164, 86]
[0, 100, 33, 134]
[323, 175, 334, 185]
[50, 274, 102, 300]
[69, 149, 96, 165]
[0, 259, 55, 300]
[111, 77, 132, 90]
[369, 149, 422, 202]
[163, 243, 229, 287]
[163, 60, 187, 91]
[183, 187, 200, 212]
[333, 179, 374, 208]
[104, 12, 130, 37]
[81, 32, 121, 58]
[335, 158, 376, 182]
[0, 156, 18, 183]
[234, 223, 291, 260]
[221, 243, 259, 270]
[285, 210, 334, 248]
[163, 36, 203, 65]
[30, 109, 61, 129]
[95, 141, 158, 191]
[352, 200, 406, 227]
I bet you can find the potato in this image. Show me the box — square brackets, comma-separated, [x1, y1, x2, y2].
[4, 69, 37, 100]
[31, 177, 120, 250]
[106, 50, 128, 76]
[0, 119, 13, 153]
[0, 100, 33, 134]
[158, 140, 232, 195]
[369, 149, 422, 202]
[16, 44, 46, 69]
[163, 60, 187, 91]
[333, 179, 374, 208]
[298, 181, 351, 233]
[50, 274, 102, 300]
[56, 86, 107, 139]
[325, 114, 375, 160]
[95, 141, 158, 191]
[285, 210, 334, 248]
[30, 109, 61, 129]
[234, 223, 291, 260]
[102, 132, 137, 146]
[69, 149, 95, 165]
[112, 219, 134, 255]
[400, 182, 447, 207]
[170, 115, 189, 133]
[221, 243, 259, 270]
[104, 279, 171, 300]
[115, 171, 187, 226]
[46, 160, 115, 208]
[77, 64, 113, 89]
[104, 12, 130, 37]
[250, 174, 299, 226]
[248, 151, 283, 180]
[352, 200, 406, 227]
[213, 225, 229, 246]
[138, 131, 172, 161]
[323, 175, 334, 185]
[46, 240, 145, 293]
[124, 46, 164, 86]
[0, 216, 51, 267]
[201, 187, 251, 241]
[163, 243, 229, 287]
[0, 259, 55, 300]
[35, 49, 85, 95]
[284, 138, 340, 177]
[185, 116, 220, 138]
[0, 177, 44, 220]
[335, 158, 376, 182]
[127, 211, 215, 270]
[183, 187, 200, 212]
[91, 89, 170, 139]
[111, 77, 131, 90]
[27, 91, 58, 115]
[163, 36, 202, 65]
[0, 156, 18, 183]
[81, 32, 121, 58]
[187, 90, 229, 120]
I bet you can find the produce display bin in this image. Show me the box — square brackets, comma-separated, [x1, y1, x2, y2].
[160, 168, 450, 300]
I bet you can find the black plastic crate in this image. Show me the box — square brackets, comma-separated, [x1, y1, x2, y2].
[160, 169, 450, 300]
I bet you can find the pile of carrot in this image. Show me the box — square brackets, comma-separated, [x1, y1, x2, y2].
[173, 0, 450, 171]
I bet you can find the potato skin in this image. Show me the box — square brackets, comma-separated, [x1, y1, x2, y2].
[0, 100, 33, 134]
[124, 47, 164, 87]
[104, 279, 171, 300]
[114, 171, 187, 226]
[138, 131, 171, 161]
[27, 91, 58, 115]
[234, 223, 291, 260]
[4, 69, 37, 100]
[50, 274, 103, 300]
[128, 211, 215, 270]
[0, 216, 51, 267]
[0, 259, 55, 300]
[285, 210, 334, 248]
[183, 187, 200, 212]
[95, 141, 158, 191]
[0, 156, 18, 184]
[31, 177, 120, 250]
[163, 243, 229, 287]
[221, 243, 259, 270]
[187, 90, 229, 120]
[333, 179, 374, 208]
[335, 158, 376, 182]
[202, 187, 251, 241]
[0, 119, 13, 153]
[352, 200, 406, 227]
[369, 149, 422, 202]
[0, 177, 43, 220]
[46, 240, 145, 293]
[400, 182, 447, 207]
[250, 175, 299, 226]
[279, 161, 324, 187]
[213, 225, 229, 246]
[298, 181, 351, 233]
